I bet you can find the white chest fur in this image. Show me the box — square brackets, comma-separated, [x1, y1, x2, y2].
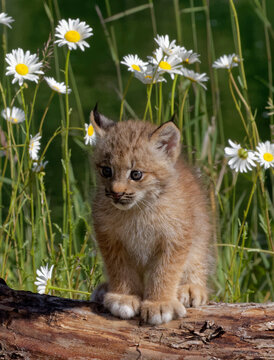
[118, 211, 158, 266]
[115, 206, 179, 266]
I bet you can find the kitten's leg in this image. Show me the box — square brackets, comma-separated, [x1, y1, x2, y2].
[141, 257, 186, 325]
[178, 283, 207, 308]
[96, 236, 142, 320]
[177, 208, 212, 308]
[178, 261, 208, 307]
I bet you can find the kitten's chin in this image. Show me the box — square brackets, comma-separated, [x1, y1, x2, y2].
[111, 201, 136, 211]
[109, 193, 145, 211]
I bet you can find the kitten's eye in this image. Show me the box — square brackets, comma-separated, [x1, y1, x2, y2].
[101, 166, 112, 178]
[130, 170, 143, 181]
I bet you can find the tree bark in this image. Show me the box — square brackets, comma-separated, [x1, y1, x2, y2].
[0, 280, 273, 360]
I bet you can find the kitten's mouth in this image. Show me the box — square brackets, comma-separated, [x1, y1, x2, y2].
[105, 189, 136, 210]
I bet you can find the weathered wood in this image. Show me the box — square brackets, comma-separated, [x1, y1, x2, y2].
[0, 280, 273, 360]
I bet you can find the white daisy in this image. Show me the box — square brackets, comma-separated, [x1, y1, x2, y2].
[55, 18, 93, 51]
[44, 77, 71, 94]
[32, 160, 48, 173]
[224, 139, 256, 173]
[148, 47, 183, 80]
[177, 48, 200, 64]
[34, 264, 54, 294]
[121, 54, 148, 73]
[134, 65, 166, 84]
[0, 12, 14, 28]
[84, 123, 96, 145]
[29, 133, 41, 161]
[212, 54, 241, 70]
[181, 68, 209, 90]
[5, 48, 44, 86]
[1, 107, 25, 124]
[154, 34, 180, 55]
[254, 141, 274, 170]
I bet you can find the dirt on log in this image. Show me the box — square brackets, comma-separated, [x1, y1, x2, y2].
[0, 279, 273, 360]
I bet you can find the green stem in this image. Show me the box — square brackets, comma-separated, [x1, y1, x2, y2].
[170, 74, 178, 115]
[262, 0, 273, 141]
[28, 82, 40, 128]
[190, 0, 199, 72]
[59, 243, 73, 298]
[148, 0, 157, 36]
[30, 183, 36, 291]
[143, 84, 153, 121]
[227, 172, 258, 294]
[203, 0, 223, 146]
[229, 0, 247, 90]
[216, 243, 274, 256]
[119, 73, 133, 121]
[48, 285, 90, 296]
[64, 50, 73, 257]
[39, 91, 55, 134]
[104, 0, 123, 94]
[179, 85, 190, 140]
[229, 72, 259, 146]
[258, 170, 274, 252]
[173, 0, 182, 44]
[228, 71, 251, 145]
[39, 173, 55, 262]
[148, 86, 153, 122]
[40, 127, 82, 162]
[157, 82, 163, 125]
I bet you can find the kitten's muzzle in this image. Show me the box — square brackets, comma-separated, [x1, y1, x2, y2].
[106, 189, 125, 202]
[105, 189, 135, 205]
[110, 191, 125, 201]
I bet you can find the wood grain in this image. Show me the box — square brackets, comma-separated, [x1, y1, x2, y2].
[0, 280, 273, 359]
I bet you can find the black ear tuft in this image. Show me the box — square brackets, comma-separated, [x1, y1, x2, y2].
[170, 113, 176, 123]
[89, 105, 115, 137]
[93, 102, 100, 126]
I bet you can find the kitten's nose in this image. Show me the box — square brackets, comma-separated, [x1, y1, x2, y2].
[110, 191, 124, 200]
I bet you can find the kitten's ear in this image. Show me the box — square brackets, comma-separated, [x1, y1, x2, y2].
[90, 103, 115, 137]
[150, 121, 181, 162]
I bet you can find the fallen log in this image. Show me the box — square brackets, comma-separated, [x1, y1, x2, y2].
[0, 279, 273, 359]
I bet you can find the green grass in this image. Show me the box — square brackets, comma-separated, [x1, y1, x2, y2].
[0, 0, 273, 302]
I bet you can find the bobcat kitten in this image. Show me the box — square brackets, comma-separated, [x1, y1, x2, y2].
[90, 106, 212, 325]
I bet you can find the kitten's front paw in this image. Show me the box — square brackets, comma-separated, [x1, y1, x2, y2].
[141, 299, 186, 325]
[104, 292, 141, 319]
[178, 284, 207, 308]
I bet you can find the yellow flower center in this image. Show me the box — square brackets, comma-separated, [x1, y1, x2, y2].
[131, 64, 141, 72]
[12, 117, 18, 123]
[184, 58, 189, 64]
[159, 61, 172, 71]
[233, 56, 240, 63]
[238, 148, 248, 159]
[65, 30, 81, 43]
[263, 152, 273, 162]
[52, 85, 60, 92]
[145, 75, 152, 79]
[88, 125, 94, 137]
[15, 63, 29, 76]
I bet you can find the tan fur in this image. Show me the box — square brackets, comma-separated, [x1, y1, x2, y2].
[90, 109, 213, 325]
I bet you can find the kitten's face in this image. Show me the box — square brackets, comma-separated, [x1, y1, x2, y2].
[97, 163, 151, 211]
[91, 109, 181, 211]
[95, 124, 161, 210]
